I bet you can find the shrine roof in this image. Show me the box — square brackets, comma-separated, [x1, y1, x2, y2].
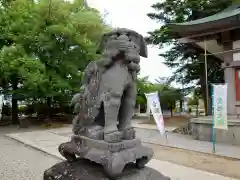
[168, 4, 240, 38]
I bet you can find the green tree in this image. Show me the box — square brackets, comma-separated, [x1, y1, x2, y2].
[136, 77, 149, 105]
[136, 76, 183, 116]
[136, 77, 159, 108]
[188, 87, 202, 116]
[147, 0, 234, 115]
[155, 84, 183, 116]
[0, 0, 106, 124]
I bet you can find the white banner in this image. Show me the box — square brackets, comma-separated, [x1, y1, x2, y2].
[0, 95, 3, 121]
[145, 92, 165, 135]
[213, 84, 228, 130]
[146, 98, 151, 116]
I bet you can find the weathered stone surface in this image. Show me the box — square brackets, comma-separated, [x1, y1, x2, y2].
[58, 137, 153, 178]
[43, 159, 171, 180]
[71, 28, 148, 143]
[190, 116, 240, 145]
[71, 135, 141, 152]
[44, 29, 161, 179]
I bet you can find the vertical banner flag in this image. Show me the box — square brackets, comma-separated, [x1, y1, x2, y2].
[213, 84, 228, 130]
[146, 98, 151, 116]
[0, 95, 3, 121]
[145, 92, 165, 135]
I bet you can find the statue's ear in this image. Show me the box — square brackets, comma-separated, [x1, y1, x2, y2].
[96, 34, 107, 54]
[96, 32, 112, 54]
[139, 35, 148, 58]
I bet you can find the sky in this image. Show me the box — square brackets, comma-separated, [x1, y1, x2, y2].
[87, 0, 172, 82]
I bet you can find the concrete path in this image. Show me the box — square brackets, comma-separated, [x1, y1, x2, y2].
[0, 127, 60, 180]
[5, 128, 237, 180]
[15, 125, 240, 159]
[131, 122, 240, 159]
[132, 121, 178, 131]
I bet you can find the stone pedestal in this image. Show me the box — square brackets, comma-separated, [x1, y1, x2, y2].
[190, 116, 240, 145]
[58, 133, 153, 178]
[43, 158, 170, 180]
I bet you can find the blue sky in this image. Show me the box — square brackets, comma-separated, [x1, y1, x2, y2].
[87, 0, 172, 82]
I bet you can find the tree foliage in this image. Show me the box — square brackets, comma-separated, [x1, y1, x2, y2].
[147, 0, 236, 113]
[136, 77, 149, 105]
[0, 0, 106, 123]
[155, 83, 183, 116]
[188, 87, 202, 116]
[136, 77, 183, 116]
[188, 87, 202, 105]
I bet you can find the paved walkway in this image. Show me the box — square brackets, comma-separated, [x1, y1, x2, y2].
[132, 121, 178, 131]
[5, 128, 237, 180]
[131, 121, 240, 159]
[0, 127, 60, 180]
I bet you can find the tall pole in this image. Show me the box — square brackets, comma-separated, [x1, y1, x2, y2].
[84, 0, 89, 8]
[182, 78, 185, 115]
[204, 39, 209, 115]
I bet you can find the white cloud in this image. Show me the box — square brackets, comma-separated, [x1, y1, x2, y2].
[87, 0, 172, 82]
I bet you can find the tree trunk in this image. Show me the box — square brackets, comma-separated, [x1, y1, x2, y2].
[180, 100, 183, 115]
[12, 80, 19, 124]
[196, 104, 199, 117]
[170, 106, 173, 117]
[201, 83, 209, 116]
[45, 74, 52, 122]
[201, 79, 212, 116]
[46, 97, 52, 121]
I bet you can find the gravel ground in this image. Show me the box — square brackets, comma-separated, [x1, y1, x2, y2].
[58, 127, 240, 179]
[134, 128, 240, 179]
[1, 126, 240, 179]
[0, 127, 60, 180]
[145, 143, 240, 179]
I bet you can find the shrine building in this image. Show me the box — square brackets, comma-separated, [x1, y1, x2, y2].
[168, 4, 240, 145]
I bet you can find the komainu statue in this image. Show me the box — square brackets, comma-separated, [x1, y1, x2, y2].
[56, 28, 155, 179]
[71, 28, 147, 142]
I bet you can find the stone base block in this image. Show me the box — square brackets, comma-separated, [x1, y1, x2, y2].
[43, 158, 171, 180]
[71, 135, 141, 152]
[190, 116, 240, 145]
[76, 125, 136, 142]
[59, 136, 153, 178]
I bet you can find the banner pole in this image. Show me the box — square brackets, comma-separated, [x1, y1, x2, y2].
[165, 131, 168, 144]
[211, 84, 216, 153]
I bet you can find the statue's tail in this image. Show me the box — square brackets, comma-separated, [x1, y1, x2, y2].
[71, 93, 81, 106]
[71, 93, 86, 134]
[71, 93, 82, 113]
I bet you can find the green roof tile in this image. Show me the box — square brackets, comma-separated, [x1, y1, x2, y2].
[170, 8, 240, 26]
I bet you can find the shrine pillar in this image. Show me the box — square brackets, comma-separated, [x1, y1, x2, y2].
[222, 42, 236, 115]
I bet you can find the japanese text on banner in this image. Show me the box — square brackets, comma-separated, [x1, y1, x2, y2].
[213, 84, 228, 130]
[145, 92, 165, 135]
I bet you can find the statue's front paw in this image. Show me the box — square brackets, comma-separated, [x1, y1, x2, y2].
[136, 156, 149, 169]
[122, 127, 136, 140]
[104, 131, 122, 143]
[58, 142, 77, 162]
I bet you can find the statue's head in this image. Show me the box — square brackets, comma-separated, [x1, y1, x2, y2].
[96, 28, 148, 73]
